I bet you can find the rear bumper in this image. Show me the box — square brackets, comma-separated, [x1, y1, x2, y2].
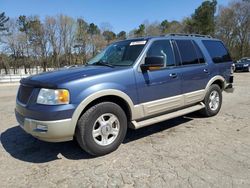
[15, 110, 74, 142]
[224, 75, 234, 93]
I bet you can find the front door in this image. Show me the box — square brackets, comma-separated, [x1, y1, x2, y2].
[135, 40, 183, 117]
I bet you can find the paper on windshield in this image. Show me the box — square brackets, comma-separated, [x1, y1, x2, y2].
[130, 41, 147, 46]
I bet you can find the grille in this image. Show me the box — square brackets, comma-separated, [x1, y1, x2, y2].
[18, 85, 34, 104]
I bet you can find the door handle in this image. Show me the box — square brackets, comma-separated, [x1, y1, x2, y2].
[169, 73, 177, 78]
[204, 69, 209, 73]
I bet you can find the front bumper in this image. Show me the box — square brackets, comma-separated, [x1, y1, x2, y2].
[15, 110, 74, 142]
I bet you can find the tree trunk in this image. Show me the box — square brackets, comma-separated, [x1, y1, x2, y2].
[4, 66, 8, 75]
[24, 65, 27, 74]
[43, 61, 47, 72]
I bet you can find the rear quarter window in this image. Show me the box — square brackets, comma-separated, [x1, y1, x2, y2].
[202, 40, 232, 63]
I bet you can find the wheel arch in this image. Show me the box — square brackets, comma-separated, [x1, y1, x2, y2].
[71, 89, 135, 132]
[205, 76, 225, 91]
[202, 76, 225, 100]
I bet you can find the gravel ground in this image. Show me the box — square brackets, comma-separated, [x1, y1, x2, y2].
[0, 73, 250, 188]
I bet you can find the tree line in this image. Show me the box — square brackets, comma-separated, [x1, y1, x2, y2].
[0, 0, 249, 74]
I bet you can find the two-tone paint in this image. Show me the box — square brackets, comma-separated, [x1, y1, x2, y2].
[15, 36, 233, 142]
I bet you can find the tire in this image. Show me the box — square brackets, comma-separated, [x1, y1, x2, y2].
[248, 66, 250, 72]
[75, 102, 127, 156]
[199, 84, 222, 117]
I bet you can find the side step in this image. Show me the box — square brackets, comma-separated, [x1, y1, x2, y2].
[131, 102, 205, 129]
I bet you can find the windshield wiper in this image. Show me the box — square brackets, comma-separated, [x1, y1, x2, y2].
[87, 61, 114, 68]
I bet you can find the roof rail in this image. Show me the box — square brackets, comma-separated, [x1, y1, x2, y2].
[167, 33, 212, 38]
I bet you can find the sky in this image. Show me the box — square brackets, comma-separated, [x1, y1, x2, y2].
[1, 0, 230, 33]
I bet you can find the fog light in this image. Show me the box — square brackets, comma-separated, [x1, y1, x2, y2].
[34, 124, 48, 132]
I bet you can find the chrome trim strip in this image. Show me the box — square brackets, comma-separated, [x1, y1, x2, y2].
[25, 118, 72, 124]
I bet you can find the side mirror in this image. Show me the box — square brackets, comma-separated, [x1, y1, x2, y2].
[140, 56, 164, 71]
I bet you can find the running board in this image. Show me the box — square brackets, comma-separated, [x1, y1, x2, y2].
[131, 102, 205, 129]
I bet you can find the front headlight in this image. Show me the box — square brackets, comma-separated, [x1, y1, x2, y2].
[244, 64, 249, 67]
[37, 88, 70, 105]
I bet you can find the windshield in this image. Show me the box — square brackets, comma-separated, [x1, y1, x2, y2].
[87, 40, 147, 66]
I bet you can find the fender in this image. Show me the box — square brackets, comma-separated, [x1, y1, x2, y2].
[70, 89, 139, 131]
[203, 75, 225, 98]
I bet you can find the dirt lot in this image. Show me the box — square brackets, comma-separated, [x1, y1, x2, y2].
[0, 73, 250, 188]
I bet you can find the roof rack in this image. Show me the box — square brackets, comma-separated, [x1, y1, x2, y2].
[166, 33, 212, 38]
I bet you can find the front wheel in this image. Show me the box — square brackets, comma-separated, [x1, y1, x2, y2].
[75, 102, 127, 156]
[199, 84, 222, 117]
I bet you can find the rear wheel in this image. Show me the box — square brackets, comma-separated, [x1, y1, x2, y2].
[75, 102, 127, 156]
[199, 84, 222, 117]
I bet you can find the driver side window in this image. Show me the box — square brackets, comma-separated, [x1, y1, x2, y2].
[147, 40, 175, 68]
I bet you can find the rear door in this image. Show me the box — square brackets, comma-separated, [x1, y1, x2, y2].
[202, 40, 233, 83]
[173, 39, 210, 105]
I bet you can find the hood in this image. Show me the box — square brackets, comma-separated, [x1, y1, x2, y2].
[21, 65, 123, 88]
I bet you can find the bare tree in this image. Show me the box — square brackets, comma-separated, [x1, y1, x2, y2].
[87, 23, 101, 56]
[45, 16, 61, 68]
[233, 1, 250, 57]
[58, 15, 75, 66]
[143, 20, 161, 36]
[75, 18, 89, 64]
[167, 21, 184, 33]
[27, 17, 49, 71]
[100, 22, 113, 33]
[216, 0, 250, 58]
[3, 18, 27, 74]
[92, 34, 106, 55]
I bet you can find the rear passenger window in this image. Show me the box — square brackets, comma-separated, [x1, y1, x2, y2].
[202, 40, 232, 63]
[193, 42, 205, 64]
[172, 41, 182, 66]
[175, 40, 200, 65]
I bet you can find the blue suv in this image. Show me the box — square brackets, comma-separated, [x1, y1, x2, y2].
[15, 34, 234, 156]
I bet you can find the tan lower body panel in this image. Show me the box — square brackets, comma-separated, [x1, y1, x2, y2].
[131, 102, 205, 129]
[133, 90, 205, 120]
